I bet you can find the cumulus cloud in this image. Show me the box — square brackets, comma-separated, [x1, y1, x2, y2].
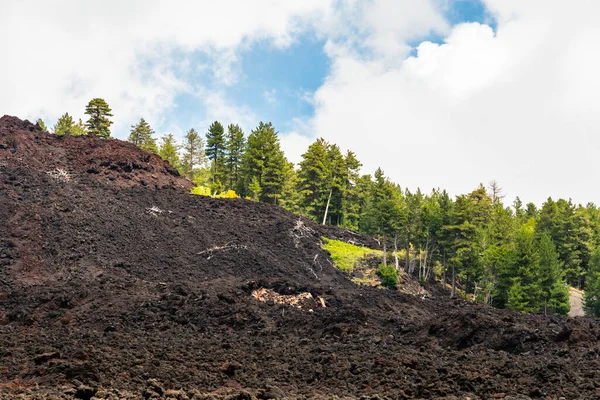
[0, 0, 332, 134]
[308, 0, 600, 205]
[3, 0, 599, 204]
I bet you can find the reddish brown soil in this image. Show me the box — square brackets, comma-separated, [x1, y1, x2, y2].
[1, 116, 600, 399]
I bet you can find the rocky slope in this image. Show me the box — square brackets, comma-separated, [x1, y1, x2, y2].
[1, 116, 599, 399]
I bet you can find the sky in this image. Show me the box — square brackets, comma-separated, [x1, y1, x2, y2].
[2, 0, 600, 206]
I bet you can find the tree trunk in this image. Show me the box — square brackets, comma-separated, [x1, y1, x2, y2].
[383, 233, 388, 266]
[394, 233, 399, 271]
[451, 265, 456, 298]
[442, 250, 446, 286]
[322, 187, 333, 225]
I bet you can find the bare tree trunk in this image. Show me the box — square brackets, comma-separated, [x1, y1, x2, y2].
[322, 187, 333, 225]
[442, 250, 446, 286]
[451, 265, 456, 298]
[383, 232, 387, 267]
[394, 233, 399, 271]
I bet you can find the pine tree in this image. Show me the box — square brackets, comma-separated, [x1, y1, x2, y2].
[128, 118, 158, 153]
[224, 124, 246, 192]
[507, 278, 531, 312]
[340, 150, 363, 230]
[548, 281, 570, 316]
[297, 138, 330, 221]
[361, 168, 399, 266]
[72, 119, 87, 136]
[279, 161, 301, 213]
[444, 186, 492, 297]
[205, 121, 226, 185]
[501, 220, 542, 311]
[159, 133, 181, 171]
[324, 144, 347, 225]
[538, 233, 569, 315]
[53, 112, 75, 135]
[36, 118, 48, 131]
[240, 122, 288, 204]
[585, 247, 600, 317]
[84, 98, 113, 138]
[181, 128, 207, 183]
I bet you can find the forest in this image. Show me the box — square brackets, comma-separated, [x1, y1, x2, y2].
[41, 99, 600, 317]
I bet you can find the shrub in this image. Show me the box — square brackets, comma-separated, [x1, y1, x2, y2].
[377, 264, 398, 289]
[191, 186, 239, 199]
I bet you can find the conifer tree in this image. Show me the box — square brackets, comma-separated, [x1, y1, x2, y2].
[503, 220, 542, 312]
[128, 118, 158, 153]
[279, 161, 301, 213]
[84, 98, 113, 138]
[53, 112, 75, 135]
[224, 124, 246, 192]
[182, 128, 207, 182]
[159, 133, 181, 171]
[361, 168, 398, 266]
[205, 121, 226, 184]
[36, 118, 48, 131]
[72, 119, 87, 136]
[240, 122, 287, 204]
[340, 151, 363, 229]
[297, 138, 330, 221]
[538, 233, 569, 315]
[585, 247, 600, 317]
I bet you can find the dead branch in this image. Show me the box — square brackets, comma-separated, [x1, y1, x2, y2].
[46, 168, 72, 182]
[197, 242, 248, 260]
[289, 217, 315, 248]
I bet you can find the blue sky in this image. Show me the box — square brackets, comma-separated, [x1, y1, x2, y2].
[170, 34, 329, 136]
[160, 0, 494, 139]
[6, 0, 599, 205]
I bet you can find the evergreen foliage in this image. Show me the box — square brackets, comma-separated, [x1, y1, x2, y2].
[585, 248, 600, 317]
[36, 118, 48, 131]
[378, 263, 399, 289]
[181, 128, 208, 183]
[224, 124, 246, 192]
[241, 122, 288, 204]
[159, 133, 181, 170]
[79, 112, 594, 315]
[84, 98, 113, 138]
[205, 121, 226, 185]
[53, 112, 75, 136]
[128, 118, 158, 153]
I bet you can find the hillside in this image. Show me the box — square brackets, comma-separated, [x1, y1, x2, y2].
[1, 116, 600, 399]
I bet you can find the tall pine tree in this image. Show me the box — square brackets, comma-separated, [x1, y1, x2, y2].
[241, 122, 288, 204]
[205, 121, 226, 185]
[224, 124, 246, 192]
[159, 133, 181, 171]
[182, 128, 207, 183]
[128, 118, 158, 153]
[84, 98, 113, 138]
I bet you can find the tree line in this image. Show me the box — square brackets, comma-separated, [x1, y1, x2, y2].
[41, 98, 600, 317]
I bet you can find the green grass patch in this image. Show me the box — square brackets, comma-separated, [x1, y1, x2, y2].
[322, 237, 382, 273]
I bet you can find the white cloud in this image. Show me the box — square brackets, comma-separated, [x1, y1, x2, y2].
[307, 0, 600, 205]
[4, 0, 599, 205]
[263, 89, 277, 104]
[0, 0, 333, 135]
[280, 131, 313, 166]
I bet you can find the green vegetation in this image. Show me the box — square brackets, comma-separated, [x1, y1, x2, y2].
[378, 264, 399, 289]
[85, 98, 113, 138]
[128, 118, 157, 153]
[36, 118, 48, 131]
[322, 237, 381, 273]
[43, 101, 597, 316]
